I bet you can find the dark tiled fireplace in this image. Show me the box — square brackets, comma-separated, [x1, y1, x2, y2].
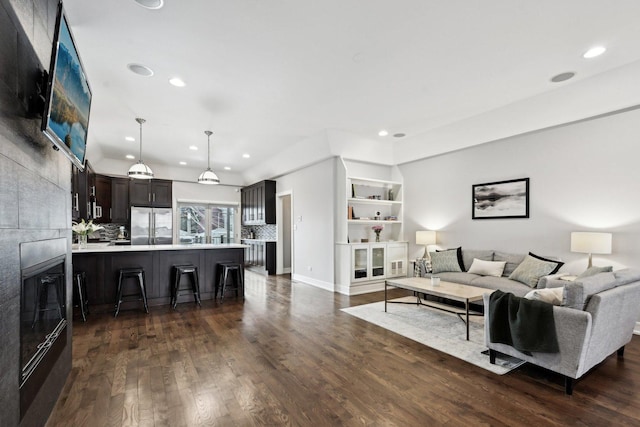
[19, 238, 68, 419]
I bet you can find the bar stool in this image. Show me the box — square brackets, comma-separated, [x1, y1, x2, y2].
[171, 264, 201, 309]
[216, 262, 244, 303]
[73, 271, 89, 322]
[115, 267, 149, 317]
[32, 273, 64, 329]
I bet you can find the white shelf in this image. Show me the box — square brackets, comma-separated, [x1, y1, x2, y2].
[348, 198, 402, 206]
[348, 219, 401, 224]
[349, 176, 402, 186]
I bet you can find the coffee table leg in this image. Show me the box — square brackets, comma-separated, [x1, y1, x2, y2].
[384, 281, 387, 312]
[465, 299, 470, 341]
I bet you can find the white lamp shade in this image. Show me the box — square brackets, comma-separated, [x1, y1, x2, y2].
[416, 230, 437, 245]
[128, 161, 154, 179]
[198, 168, 220, 185]
[570, 232, 612, 254]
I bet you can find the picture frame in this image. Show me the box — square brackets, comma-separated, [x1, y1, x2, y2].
[472, 178, 529, 219]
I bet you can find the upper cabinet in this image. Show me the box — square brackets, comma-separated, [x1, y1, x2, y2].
[71, 161, 94, 221]
[111, 178, 129, 223]
[241, 180, 276, 225]
[129, 179, 172, 208]
[92, 174, 112, 223]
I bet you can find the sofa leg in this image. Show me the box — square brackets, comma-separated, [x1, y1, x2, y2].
[617, 346, 625, 357]
[489, 349, 496, 365]
[565, 377, 574, 396]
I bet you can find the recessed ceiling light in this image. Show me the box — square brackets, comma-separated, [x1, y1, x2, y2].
[125, 154, 135, 159]
[378, 130, 389, 137]
[125, 136, 135, 142]
[169, 77, 186, 87]
[133, 0, 164, 10]
[127, 63, 154, 77]
[550, 72, 575, 83]
[583, 46, 606, 59]
[224, 166, 231, 170]
[393, 133, 406, 138]
[179, 161, 187, 165]
[242, 153, 250, 158]
[189, 145, 198, 150]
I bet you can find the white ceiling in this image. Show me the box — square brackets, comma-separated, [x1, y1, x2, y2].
[63, 0, 640, 178]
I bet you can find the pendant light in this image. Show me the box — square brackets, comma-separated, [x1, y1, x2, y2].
[128, 117, 154, 179]
[198, 130, 220, 184]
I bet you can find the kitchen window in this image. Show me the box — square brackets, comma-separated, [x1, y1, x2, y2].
[178, 203, 237, 244]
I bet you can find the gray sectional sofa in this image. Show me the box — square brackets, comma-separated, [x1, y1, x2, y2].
[417, 247, 640, 394]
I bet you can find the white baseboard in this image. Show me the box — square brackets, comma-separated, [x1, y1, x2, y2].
[335, 281, 386, 296]
[283, 267, 291, 274]
[635, 321, 640, 335]
[292, 274, 335, 293]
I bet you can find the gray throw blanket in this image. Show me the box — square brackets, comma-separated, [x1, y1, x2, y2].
[489, 290, 559, 353]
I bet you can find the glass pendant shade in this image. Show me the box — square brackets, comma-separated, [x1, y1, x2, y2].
[198, 130, 220, 184]
[128, 161, 154, 179]
[197, 168, 220, 184]
[128, 117, 154, 179]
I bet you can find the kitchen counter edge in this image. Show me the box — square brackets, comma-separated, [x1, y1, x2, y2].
[72, 243, 249, 254]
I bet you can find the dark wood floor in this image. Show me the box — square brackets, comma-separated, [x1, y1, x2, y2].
[47, 271, 640, 426]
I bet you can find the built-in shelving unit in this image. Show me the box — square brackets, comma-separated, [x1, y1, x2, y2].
[334, 158, 408, 295]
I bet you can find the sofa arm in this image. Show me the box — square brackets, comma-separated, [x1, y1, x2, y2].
[538, 274, 567, 289]
[483, 293, 593, 379]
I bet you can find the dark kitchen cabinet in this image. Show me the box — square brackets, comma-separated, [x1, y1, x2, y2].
[93, 174, 112, 223]
[241, 180, 275, 225]
[71, 161, 94, 221]
[243, 240, 276, 275]
[111, 178, 129, 223]
[129, 179, 172, 208]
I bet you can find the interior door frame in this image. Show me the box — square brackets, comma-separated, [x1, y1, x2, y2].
[276, 190, 293, 275]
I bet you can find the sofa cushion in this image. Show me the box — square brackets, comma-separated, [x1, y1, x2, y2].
[508, 253, 564, 288]
[576, 265, 612, 279]
[493, 251, 525, 277]
[430, 247, 464, 273]
[470, 276, 531, 297]
[467, 258, 506, 277]
[436, 272, 481, 285]
[563, 272, 617, 310]
[524, 287, 564, 305]
[613, 268, 640, 286]
[461, 249, 494, 271]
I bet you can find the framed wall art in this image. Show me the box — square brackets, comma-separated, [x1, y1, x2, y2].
[472, 178, 529, 219]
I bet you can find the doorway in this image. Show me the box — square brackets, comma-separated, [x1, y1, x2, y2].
[276, 191, 293, 275]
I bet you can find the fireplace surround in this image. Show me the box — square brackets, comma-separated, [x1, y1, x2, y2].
[19, 238, 68, 419]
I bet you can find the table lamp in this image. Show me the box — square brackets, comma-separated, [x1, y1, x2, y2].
[416, 230, 437, 259]
[570, 232, 612, 268]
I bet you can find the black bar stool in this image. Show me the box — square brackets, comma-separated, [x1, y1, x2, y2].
[115, 267, 149, 317]
[32, 273, 64, 328]
[171, 264, 201, 309]
[73, 271, 89, 322]
[217, 262, 244, 303]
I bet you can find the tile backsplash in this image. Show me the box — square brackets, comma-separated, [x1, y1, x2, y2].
[241, 224, 277, 240]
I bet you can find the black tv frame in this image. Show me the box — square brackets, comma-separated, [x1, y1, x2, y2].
[41, 1, 92, 171]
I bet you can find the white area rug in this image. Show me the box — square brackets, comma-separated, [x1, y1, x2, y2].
[341, 297, 524, 375]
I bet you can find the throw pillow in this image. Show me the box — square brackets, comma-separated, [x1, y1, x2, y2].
[576, 265, 613, 279]
[430, 247, 464, 274]
[524, 287, 564, 305]
[467, 258, 506, 277]
[508, 252, 564, 288]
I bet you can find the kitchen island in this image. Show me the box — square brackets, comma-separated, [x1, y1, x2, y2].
[72, 243, 247, 311]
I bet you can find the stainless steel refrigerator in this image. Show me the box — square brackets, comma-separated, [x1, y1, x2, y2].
[130, 206, 173, 245]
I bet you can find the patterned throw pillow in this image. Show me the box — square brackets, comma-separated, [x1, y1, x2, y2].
[430, 247, 464, 274]
[508, 252, 564, 288]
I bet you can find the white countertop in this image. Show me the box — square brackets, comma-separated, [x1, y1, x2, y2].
[72, 243, 248, 253]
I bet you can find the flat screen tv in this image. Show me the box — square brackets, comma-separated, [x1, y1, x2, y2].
[42, 2, 92, 171]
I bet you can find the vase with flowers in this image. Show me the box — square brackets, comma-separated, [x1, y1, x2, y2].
[72, 219, 104, 249]
[372, 225, 384, 242]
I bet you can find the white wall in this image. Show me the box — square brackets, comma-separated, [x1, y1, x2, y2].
[276, 158, 336, 291]
[400, 107, 640, 274]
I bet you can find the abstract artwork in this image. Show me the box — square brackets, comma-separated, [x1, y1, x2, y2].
[472, 178, 529, 219]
